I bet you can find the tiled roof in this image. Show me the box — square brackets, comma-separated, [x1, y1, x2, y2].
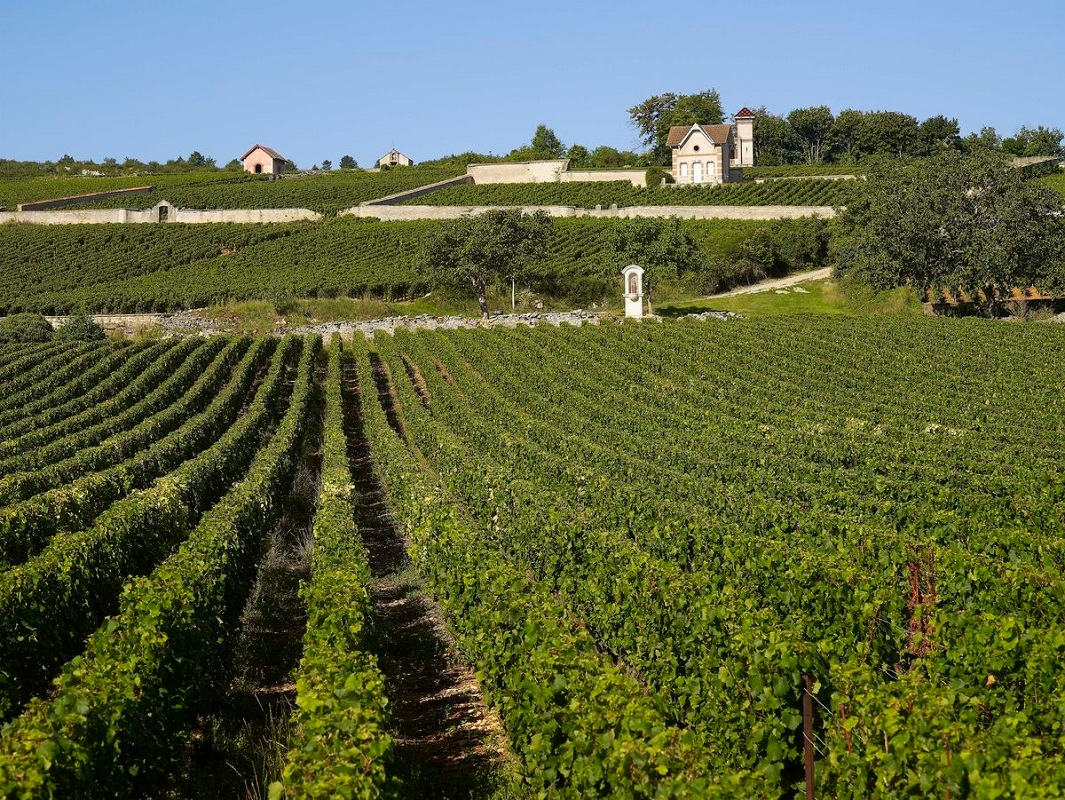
[734, 107, 756, 118]
[666, 124, 733, 147]
[240, 144, 288, 163]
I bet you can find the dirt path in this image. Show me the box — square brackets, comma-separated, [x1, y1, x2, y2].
[706, 267, 832, 298]
[339, 355, 512, 798]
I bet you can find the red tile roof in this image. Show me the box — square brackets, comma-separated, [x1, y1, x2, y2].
[239, 144, 288, 163]
[734, 107, 756, 119]
[666, 124, 733, 147]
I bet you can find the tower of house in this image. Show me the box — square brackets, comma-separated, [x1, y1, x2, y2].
[734, 108, 755, 167]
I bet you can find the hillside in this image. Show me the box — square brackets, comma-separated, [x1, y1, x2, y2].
[0, 167, 462, 215]
[0, 217, 827, 314]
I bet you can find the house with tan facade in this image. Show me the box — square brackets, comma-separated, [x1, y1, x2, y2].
[668, 108, 756, 185]
[240, 144, 288, 177]
[377, 149, 413, 168]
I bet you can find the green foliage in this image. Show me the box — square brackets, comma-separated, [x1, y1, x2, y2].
[0, 338, 319, 796]
[0, 313, 53, 343]
[419, 209, 554, 316]
[787, 106, 835, 164]
[1001, 125, 1065, 158]
[629, 88, 725, 164]
[338, 155, 357, 169]
[529, 124, 565, 159]
[53, 313, 105, 341]
[834, 152, 1065, 306]
[276, 336, 393, 798]
[366, 316, 1065, 795]
[412, 178, 853, 208]
[645, 166, 674, 187]
[608, 217, 706, 302]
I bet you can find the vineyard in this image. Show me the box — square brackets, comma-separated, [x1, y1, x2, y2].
[1042, 170, 1065, 199]
[0, 217, 780, 314]
[0, 167, 461, 215]
[1, 317, 1065, 796]
[740, 165, 864, 179]
[409, 178, 855, 208]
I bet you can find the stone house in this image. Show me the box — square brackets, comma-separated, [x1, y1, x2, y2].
[240, 144, 288, 177]
[667, 108, 756, 185]
[377, 149, 413, 168]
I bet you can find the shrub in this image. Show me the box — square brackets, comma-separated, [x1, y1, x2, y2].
[54, 313, 106, 341]
[0, 313, 53, 343]
[645, 166, 674, 187]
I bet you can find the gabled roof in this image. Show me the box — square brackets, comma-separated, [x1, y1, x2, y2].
[666, 124, 733, 148]
[734, 107, 756, 119]
[240, 144, 288, 163]
[379, 149, 411, 160]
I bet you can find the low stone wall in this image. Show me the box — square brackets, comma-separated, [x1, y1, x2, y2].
[343, 204, 837, 222]
[16, 186, 154, 211]
[0, 207, 320, 225]
[43, 313, 167, 336]
[561, 170, 646, 187]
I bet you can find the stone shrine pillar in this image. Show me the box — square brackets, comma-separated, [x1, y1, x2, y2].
[622, 264, 645, 318]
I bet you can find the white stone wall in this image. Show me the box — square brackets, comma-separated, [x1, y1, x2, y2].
[467, 160, 570, 184]
[0, 207, 320, 225]
[343, 204, 836, 222]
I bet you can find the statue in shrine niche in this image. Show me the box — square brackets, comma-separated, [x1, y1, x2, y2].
[622, 265, 645, 318]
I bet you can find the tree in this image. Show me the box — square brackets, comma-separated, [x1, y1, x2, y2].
[565, 144, 590, 168]
[339, 155, 357, 169]
[419, 209, 554, 317]
[962, 126, 1001, 153]
[531, 124, 565, 159]
[827, 109, 865, 163]
[916, 115, 961, 156]
[787, 106, 835, 163]
[834, 151, 1065, 311]
[753, 114, 802, 165]
[1002, 126, 1065, 158]
[858, 111, 919, 158]
[54, 313, 106, 341]
[608, 217, 706, 313]
[629, 89, 724, 164]
[321, 159, 332, 171]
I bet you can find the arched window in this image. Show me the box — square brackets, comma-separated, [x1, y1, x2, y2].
[254, 163, 263, 174]
[629, 273, 638, 294]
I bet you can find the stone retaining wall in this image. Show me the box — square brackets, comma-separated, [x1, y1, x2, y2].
[16, 186, 154, 211]
[342, 204, 836, 221]
[0, 207, 321, 225]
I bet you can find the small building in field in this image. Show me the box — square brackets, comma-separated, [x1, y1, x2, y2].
[377, 149, 414, 168]
[668, 108, 756, 184]
[667, 123, 734, 185]
[240, 144, 288, 177]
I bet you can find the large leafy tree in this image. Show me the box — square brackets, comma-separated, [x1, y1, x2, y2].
[629, 89, 724, 164]
[419, 210, 554, 317]
[608, 217, 706, 312]
[834, 152, 1065, 310]
[753, 113, 803, 165]
[1001, 125, 1065, 158]
[787, 106, 835, 164]
[857, 111, 919, 158]
[916, 115, 961, 156]
[531, 124, 565, 159]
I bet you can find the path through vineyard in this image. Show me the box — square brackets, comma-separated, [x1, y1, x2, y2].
[340, 355, 512, 797]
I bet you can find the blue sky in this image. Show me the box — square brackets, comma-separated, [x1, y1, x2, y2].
[1, 0, 1062, 168]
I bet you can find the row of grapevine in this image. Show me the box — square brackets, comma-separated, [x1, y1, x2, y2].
[274, 336, 394, 797]
[0, 171, 260, 210]
[411, 178, 854, 208]
[0, 337, 320, 795]
[357, 335, 750, 796]
[0, 217, 782, 314]
[0, 336, 299, 718]
[365, 316, 1065, 795]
